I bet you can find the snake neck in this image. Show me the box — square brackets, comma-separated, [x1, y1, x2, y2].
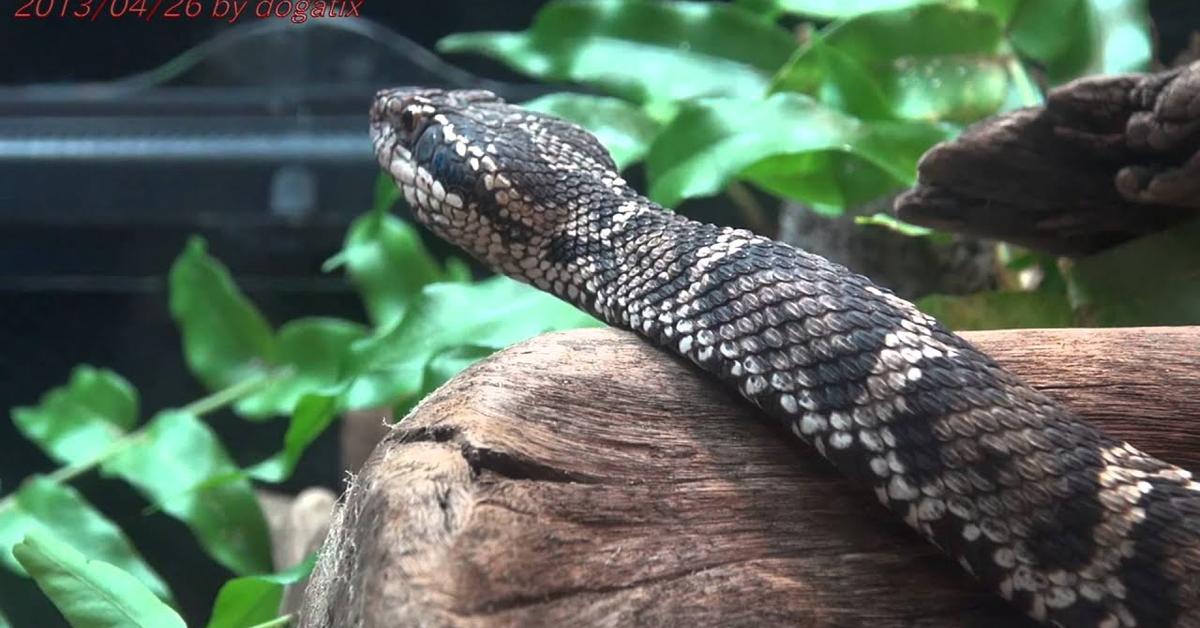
[538, 199, 744, 333]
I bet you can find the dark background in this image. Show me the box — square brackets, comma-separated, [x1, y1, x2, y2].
[0, 2, 550, 626]
[2, 2, 1196, 84]
[0, 1, 1196, 626]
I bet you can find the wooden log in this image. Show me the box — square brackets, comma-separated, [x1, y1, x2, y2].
[300, 326, 1200, 628]
[894, 61, 1200, 256]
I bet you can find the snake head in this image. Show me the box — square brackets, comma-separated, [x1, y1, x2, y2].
[370, 87, 630, 285]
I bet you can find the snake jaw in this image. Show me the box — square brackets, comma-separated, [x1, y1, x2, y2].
[371, 88, 481, 259]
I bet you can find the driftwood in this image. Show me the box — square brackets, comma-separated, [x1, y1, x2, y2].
[257, 488, 338, 616]
[300, 326, 1200, 628]
[895, 61, 1200, 256]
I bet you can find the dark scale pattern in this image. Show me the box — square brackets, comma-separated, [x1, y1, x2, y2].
[370, 88, 1200, 628]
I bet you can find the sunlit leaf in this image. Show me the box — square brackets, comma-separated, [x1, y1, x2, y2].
[975, 0, 1023, 23]
[646, 92, 949, 210]
[0, 477, 170, 601]
[101, 411, 272, 576]
[247, 394, 340, 483]
[523, 93, 661, 170]
[206, 554, 316, 628]
[884, 55, 1011, 122]
[11, 367, 137, 467]
[345, 277, 600, 409]
[327, 211, 448, 328]
[1067, 219, 1200, 326]
[1007, 0, 1091, 80]
[235, 318, 367, 419]
[808, 39, 894, 120]
[918, 289, 1073, 330]
[439, 0, 796, 103]
[0, 606, 10, 628]
[1088, 0, 1152, 75]
[13, 529, 185, 628]
[774, 5, 1006, 92]
[1000, 55, 1044, 110]
[169, 237, 275, 392]
[738, 0, 939, 19]
[1008, 0, 1151, 82]
[772, 4, 1011, 122]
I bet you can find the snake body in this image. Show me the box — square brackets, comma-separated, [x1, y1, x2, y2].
[370, 88, 1200, 627]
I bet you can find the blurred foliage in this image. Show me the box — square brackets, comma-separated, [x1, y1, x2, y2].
[3, 0, 1190, 624]
[439, 0, 1152, 215]
[1067, 219, 1200, 326]
[440, 0, 1196, 332]
[13, 530, 186, 628]
[2, 186, 597, 623]
[206, 554, 317, 628]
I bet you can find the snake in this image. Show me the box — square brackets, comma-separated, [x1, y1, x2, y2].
[369, 87, 1200, 628]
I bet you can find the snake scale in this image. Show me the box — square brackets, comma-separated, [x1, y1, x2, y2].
[370, 87, 1200, 628]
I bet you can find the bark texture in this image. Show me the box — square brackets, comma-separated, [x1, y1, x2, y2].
[300, 326, 1200, 628]
[895, 61, 1200, 256]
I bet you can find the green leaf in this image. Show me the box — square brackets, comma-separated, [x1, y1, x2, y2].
[975, 0, 1023, 23]
[918, 289, 1073, 330]
[330, 211, 447, 328]
[740, 0, 939, 19]
[11, 366, 138, 467]
[392, 345, 497, 418]
[523, 93, 661, 170]
[807, 39, 894, 120]
[772, 4, 1011, 122]
[438, 0, 796, 103]
[206, 554, 316, 628]
[884, 54, 1011, 122]
[0, 477, 170, 601]
[235, 318, 367, 419]
[345, 277, 600, 409]
[13, 529, 185, 628]
[645, 92, 950, 209]
[1008, 0, 1151, 82]
[0, 606, 10, 628]
[425, 346, 496, 386]
[247, 393, 340, 483]
[169, 237, 275, 392]
[1067, 219, 1200, 326]
[101, 411, 272, 576]
[172, 239, 370, 420]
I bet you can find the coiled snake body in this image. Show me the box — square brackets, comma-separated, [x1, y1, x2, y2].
[370, 88, 1200, 627]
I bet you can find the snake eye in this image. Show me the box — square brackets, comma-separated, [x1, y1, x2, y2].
[399, 108, 417, 135]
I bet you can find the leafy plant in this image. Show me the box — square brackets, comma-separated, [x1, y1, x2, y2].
[2, 187, 598, 623]
[14, 531, 186, 628]
[440, 0, 1196, 330]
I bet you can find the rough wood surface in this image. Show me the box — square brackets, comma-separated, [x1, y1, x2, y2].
[895, 61, 1200, 256]
[300, 326, 1200, 628]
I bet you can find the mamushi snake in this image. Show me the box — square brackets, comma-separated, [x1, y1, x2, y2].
[370, 87, 1200, 628]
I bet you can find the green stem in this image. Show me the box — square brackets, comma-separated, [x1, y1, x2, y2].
[1007, 56, 1043, 108]
[246, 614, 293, 628]
[43, 436, 145, 485]
[0, 368, 288, 513]
[181, 368, 288, 417]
